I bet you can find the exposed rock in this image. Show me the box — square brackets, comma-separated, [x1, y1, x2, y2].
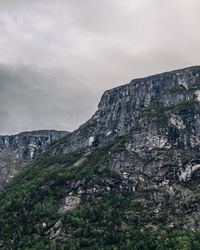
[42, 222, 47, 228]
[58, 196, 80, 213]
[0, 130, 68, 189]
[50, 66, 200, 155]
[47, 66, 200, 230]
[45, 220, 62, 240]
[2, 66, 200, 248]
[0, 241, 4, 248]
[7, 66, 200, 231]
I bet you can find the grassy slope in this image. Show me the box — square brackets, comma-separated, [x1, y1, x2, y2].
[0, 136, 200, 249]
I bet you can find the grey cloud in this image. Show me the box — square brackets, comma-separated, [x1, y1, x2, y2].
[0, 64, 97, 135]
[1, 0, 199, 68]
[0, 0, 199, 134]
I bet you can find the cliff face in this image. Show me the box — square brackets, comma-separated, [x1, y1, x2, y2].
[0, 130, 68, 189]
[48, 66, 200, 229]
[1, 66, 200, 249]
[51, 66, 200, 154]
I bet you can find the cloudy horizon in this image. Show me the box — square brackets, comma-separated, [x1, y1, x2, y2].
[0, 0, 200, 135]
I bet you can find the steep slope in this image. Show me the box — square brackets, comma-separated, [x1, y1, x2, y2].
[50, 66, 200, 154]
[0, 130, 68, 190]
[1, 66, 200, 249]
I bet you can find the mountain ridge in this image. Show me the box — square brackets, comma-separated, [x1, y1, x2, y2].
[0, 129, 68, 190]
[1, 66, 200, 249]
[0, 129, 68, 137]
[99, 65, 200, 94]
[48, 65, 200, 155]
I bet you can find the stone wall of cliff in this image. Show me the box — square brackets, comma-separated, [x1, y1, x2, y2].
[0, 130, 68, 189]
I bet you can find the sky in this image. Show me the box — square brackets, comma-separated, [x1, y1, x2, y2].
[0, 0, 200, 135]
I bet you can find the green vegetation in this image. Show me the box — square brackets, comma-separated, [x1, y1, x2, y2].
[172, 99, 196, 111]
[139, 99, 197, 124]
[182, 179, 200, 192]
[139, 99, 169, 124]
[48, 132, 72, 147]
[0, 135, 128, 249]
[0, 153, 81, 247]
[166, 87, 186, 93]
[57, 194, 200, 250]
[0, 133, 200, 249]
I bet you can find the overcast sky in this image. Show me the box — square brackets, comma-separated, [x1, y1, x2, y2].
[0, 0, 200, 135]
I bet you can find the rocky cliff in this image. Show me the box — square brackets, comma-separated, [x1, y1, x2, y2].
[1, 66, 200, 249]
[0, 130, 68, 189]
[46, 65, 200, 230]
[50, 66, 200, 154]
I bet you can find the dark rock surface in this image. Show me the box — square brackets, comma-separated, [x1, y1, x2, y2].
[0, 130, 68, 189]
[1, 66, 200, 249]
[47, 66, 200, 230]
[51, 66, 200, 155]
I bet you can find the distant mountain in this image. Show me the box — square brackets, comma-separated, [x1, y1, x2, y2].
[0, 130, 68, 190]
[1, 66, 200, 249]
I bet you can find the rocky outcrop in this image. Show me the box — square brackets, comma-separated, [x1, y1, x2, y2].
[0, 130, 68, 189]
[47, 66, 200, 230]
[51, 66, 200, 154]
[1, 66, 200, 249]
[58, 196, 81, 213]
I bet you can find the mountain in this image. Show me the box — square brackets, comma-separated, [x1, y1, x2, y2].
[1, 66, 200, 249]
[0, 130, 68, 190]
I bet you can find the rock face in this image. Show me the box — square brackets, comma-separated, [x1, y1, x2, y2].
[48, 66, 200, 230]
[1, 66, 200, 249]
[0, 130, 68, 189]
[58, 196, 81, 213]
[51, 66, 200, 155]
